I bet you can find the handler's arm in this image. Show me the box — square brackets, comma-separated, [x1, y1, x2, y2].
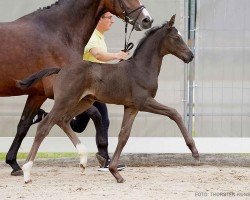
[90, 47, 128, 62]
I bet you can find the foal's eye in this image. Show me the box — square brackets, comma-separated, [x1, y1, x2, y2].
[175, 36, 181, 40]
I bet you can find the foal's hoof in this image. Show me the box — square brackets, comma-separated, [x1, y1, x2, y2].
[117, 177, 126, 183]
[79, 164, 86, 172]
[24, 179, 32, 184]
[11, 169, 23, 176]
[192, 152, 200, 161]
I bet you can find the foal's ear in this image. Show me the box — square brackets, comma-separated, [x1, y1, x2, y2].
[167, 14, 176, 29]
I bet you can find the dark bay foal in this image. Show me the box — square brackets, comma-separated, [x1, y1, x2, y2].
[18, 15, 199, 183]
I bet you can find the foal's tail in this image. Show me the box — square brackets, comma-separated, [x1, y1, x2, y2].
[17, 67, 61, 89]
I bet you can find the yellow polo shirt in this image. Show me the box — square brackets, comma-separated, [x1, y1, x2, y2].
[83, 30, 107, 63]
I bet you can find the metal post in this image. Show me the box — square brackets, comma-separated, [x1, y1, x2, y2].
[188, 0, 197, 135]
[183, 0, 189, 127]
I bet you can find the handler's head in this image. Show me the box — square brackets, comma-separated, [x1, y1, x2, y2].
[96, 12, 114, 33]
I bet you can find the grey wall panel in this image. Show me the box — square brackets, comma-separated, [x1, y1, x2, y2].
[195, 0, 250, 137]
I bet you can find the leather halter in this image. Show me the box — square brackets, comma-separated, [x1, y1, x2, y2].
[112, 0, 145, 53]
[113, 0, 145, 21]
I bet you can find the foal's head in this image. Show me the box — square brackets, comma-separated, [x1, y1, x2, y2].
[160, 15, 194, 63]
[103, 0, 153, 30]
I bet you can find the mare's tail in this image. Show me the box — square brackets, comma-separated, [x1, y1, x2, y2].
[16, 67, 61, 89]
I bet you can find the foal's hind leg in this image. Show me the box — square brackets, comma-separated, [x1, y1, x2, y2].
[67, 103, 109, 163]
[141, 98, 199, 160]
[57, 97, 95, 171]
[58, 121, 88, 172]
[22, 113, 58, 183]
[6, 95, 46, 176]
[109, 106, 138, 183]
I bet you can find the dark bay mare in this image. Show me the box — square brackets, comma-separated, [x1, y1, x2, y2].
[0, 0, 153, 175]
[18, 15, 199, 183]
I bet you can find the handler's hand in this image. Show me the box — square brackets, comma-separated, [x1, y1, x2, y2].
[115, 51, 129, 60]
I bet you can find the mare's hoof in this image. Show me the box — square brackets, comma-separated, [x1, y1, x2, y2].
[11, 169, 23, 176]
[24, 179, 32, 184]
[117, 178, 125, 183]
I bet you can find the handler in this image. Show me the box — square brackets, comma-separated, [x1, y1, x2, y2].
[33, 12, 128, 172]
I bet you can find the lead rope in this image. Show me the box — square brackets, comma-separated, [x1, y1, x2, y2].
[123, 5, 145, 53]
[120, 6, 145, 62]
[123, 18, 134, 52]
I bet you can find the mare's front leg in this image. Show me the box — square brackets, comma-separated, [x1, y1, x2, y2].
[6, 95, 46, 176]
[141, 98, 199, 160]
[109, 106, 138, 183]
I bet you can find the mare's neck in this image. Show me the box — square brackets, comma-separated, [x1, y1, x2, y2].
[27, 0, 105, 53]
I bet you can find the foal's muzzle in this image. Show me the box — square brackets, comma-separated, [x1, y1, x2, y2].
[184, 51, 194, 63]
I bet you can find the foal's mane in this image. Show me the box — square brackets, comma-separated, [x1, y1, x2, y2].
[132, 22, 167, 57]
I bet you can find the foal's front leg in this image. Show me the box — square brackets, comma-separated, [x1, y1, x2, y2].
[109, 106, 138, 183]
[141, 98, 199, 160]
